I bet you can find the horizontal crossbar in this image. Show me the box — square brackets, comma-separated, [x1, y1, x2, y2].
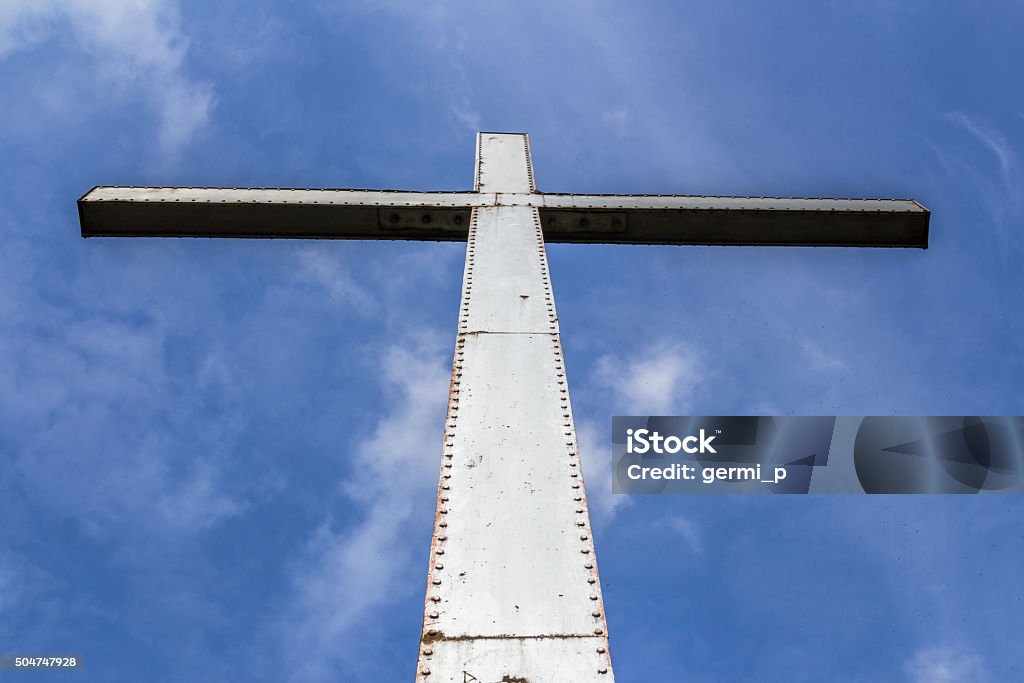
[79, 187, 928, 247]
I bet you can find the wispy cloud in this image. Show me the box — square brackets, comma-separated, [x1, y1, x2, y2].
[947, 112, 1014, 186]
[602, 106, 631, 137]
[295, 245, 374, 311]
[578, 341, 705, 526]
[593, 340, 704, 414]
[277, 335, 448, 680]
[0, 0, 212, 156]
[576, 417, 627, 526]
[904, 645, 988, 683]
[664, 515, 703, 555]
[799, 338, 847, 373]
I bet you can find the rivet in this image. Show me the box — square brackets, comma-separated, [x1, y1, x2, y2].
[585, 563, 594, 569]
[435, 563, 444, 570]
[421, 668, 431, 675]
[597, 647, 606, 654]
[590, 596, 599, 601]
[430, 611, 439, 618]
[437, 549, 445, 555]
[423, 648, 433, 655]
[581, 549, 590, 554]
[594, 628, 603, 635]
[592, 611, 601, 617]
[437, 535, 447, 541]
[598, 667, 608, 674]
[432, 579, 441, 585]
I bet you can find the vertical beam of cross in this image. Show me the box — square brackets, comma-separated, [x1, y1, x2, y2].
[416, 134, 614, 681]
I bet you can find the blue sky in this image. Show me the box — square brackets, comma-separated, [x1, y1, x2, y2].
[1, 1, 1022, 681]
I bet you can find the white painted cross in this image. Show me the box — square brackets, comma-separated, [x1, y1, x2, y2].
[79, 132, 929, 682]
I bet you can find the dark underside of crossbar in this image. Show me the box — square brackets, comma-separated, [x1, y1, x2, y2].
[79, 200, 929, 248]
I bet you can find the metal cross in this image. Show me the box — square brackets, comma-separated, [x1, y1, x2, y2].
[78, 132, 929, 682]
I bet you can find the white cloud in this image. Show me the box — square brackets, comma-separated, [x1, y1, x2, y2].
[799, 338, 847, 373]
[664, 515, 703, 555]
[602, 106, 630, 137]
[577, 341, 705, 526]
[295, 245, 374, 310]
[279, 335, 449, 680]
[576, 417, 629, 526]
[947, 112, 1014, 185]
[593, 341, 703, 414]
[0, 0, 212, 155]
[905, 646, 988, 683]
